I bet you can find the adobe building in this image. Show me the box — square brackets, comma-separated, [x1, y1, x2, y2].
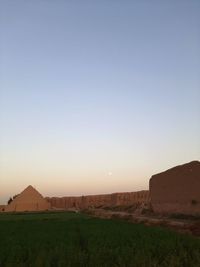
[5, 185, 51, 212]
[149, 161, 200, 215]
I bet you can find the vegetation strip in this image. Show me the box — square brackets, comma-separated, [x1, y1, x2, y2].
[0, 212, 200, 267]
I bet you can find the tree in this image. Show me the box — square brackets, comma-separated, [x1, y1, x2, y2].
[7, 197, 13, 205]
[13, 194, 19, 199]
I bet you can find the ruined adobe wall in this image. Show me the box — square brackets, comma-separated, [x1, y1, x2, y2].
[150, 161, 200, 215]
[46, 190, 150, 210]
[110, 191, 150, 206]
[46, 194, 112, 210]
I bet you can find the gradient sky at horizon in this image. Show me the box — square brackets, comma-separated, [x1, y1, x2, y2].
[0, 0, 200, 204]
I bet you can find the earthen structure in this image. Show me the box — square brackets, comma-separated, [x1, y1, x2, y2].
[46, 190, 150, 210]
[1, 160, 199, 215]
[5, 185, 51, 212]
[150, 161, 200, 215]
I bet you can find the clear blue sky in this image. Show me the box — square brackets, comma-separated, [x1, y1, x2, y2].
[0, 0, 199, 204]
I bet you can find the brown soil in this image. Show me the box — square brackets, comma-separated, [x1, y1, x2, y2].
[84, 208, 200, 237]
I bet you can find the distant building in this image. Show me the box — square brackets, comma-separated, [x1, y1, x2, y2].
[150, 161, 200, 215]
[5, 185, 51, 212]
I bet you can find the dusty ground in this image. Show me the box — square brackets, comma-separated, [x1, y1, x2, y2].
[84, 208, 200, 237]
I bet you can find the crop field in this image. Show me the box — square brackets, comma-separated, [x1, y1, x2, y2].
[0, 212, 200, 267]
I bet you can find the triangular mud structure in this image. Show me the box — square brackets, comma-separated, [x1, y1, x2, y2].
[5, 185, 50, 212]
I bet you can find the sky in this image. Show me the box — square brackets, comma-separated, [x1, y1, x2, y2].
[0, 0, 200, 204]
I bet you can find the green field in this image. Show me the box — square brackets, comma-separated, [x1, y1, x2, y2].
[0, 212, 200, 267]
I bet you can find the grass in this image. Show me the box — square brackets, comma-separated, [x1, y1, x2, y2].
[0, 211, 200, 267]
